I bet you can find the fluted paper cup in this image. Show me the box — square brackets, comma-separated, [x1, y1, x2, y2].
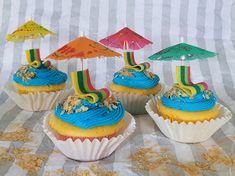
[3, 81, 72, 111]
[43, 111, 136, 161]
[145, 97, 232, 143]
[111, 84, 163, 115]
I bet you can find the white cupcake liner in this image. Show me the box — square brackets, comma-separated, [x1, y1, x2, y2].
[43, 111, 136, 161]
[112, 84, 164, 115]
[3, 81, 72, 111]
[145, 97, 232, 143]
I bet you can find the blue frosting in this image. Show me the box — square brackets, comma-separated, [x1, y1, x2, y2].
[13, 65, 67, 86]
[54, 99, 125, 129]
[161, 91, 216, 112]
[112, 68, 160, 89]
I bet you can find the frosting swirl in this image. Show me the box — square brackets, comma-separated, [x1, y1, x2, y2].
[13, 65, 67, 86]
[112, 67, 160, 89]
[161, 88, 216, 112]
[54, 96, 125, 129]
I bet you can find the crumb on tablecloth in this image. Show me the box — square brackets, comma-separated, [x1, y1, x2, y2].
[0, 128, 31, 142]
[129, 145, 235, 176]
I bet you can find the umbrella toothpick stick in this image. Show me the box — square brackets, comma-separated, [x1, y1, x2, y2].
[180, 36, 185, 65]
[181, 55, 185, 66]
[81, 59, 84, 70]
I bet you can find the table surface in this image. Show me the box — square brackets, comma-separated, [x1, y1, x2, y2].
[0, 0, 235, 175]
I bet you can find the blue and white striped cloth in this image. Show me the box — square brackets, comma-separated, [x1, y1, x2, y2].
[0, 0, 235, 175]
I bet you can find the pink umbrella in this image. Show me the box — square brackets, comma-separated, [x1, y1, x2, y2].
[99, 27, 153, 50]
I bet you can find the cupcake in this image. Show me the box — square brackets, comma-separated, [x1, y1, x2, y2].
[110, 52, 162, 115]
[43, 70, 136, 161]
[4, 48, 70, 111]
[146, 66, 232, 143]
[13, 49, 67, 94]
[157, 89, 219, 123]
[49, 95, 126, 142]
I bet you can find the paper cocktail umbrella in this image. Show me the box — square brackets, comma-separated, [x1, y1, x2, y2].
[46, 36, 121, 103]
[99, 27, 152, 50]
[7, 20, 55, 42]
[148, 43, 216, 61]
[6, 20, 56, 68]
[99, 27, 153, 71]
[148, 42, 217, 96]
[46, 36, 121, 69]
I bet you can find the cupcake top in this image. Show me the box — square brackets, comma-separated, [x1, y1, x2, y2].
[112, 67, 160, 89]
[160, 65, 217, 112]
[13, 48, 67, 86]
[161, 85, 216, 112]
[112, 52, 160, 90]
[13, 65, 67, 86]
[54, 95, 125, 129]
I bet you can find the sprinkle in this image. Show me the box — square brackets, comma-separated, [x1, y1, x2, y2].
[60, 110, 65, 115]
[16, 153, 47, 174]
[164, 85, 189, 98]
[129, 145, 235, 175]
[62, 96, 81, 114]
[129, 145, 174, 173]
[107, 105, 113, 111]
[45, 169, 64, 176]
[202, 146, 235, 168]
[66, 164, 119, 176]
[119, 68, 133, 77]
[75, 99, 81, 105]
[68, 170, 90, 176]
[76, 106, 89, 113]
[112, 105, 118, 109]
[61, 96, 88, 114]
[48, 65, 57, 70]
[0, 147, 14, 162]
[0, 128, 31, 142]
[16, 65, 36, 81]
[89, 164, 119, 176]
[144, 71, 155, 79]
[102, 96, 119, 111]
[0, 146, 47, 175]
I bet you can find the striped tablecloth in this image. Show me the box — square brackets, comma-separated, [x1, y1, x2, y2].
[0, 0, 235, 175]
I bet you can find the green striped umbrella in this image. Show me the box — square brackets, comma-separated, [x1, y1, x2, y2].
[148, 43, 217, 61]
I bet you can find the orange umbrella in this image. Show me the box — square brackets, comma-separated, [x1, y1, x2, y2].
[46, 36, 121, 69]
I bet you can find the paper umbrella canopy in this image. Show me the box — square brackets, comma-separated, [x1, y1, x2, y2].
[99, 27, 153, 50]
[148, 43, 217, 61]
[7, 20, 56, 42]
[46, 36, 121, 60]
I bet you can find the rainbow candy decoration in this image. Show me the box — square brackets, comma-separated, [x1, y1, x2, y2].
[71, 69, 110, 103]
[25, 48, 51, 68]
[175, 66, 208, 96]
[123, 52, 150, 72]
